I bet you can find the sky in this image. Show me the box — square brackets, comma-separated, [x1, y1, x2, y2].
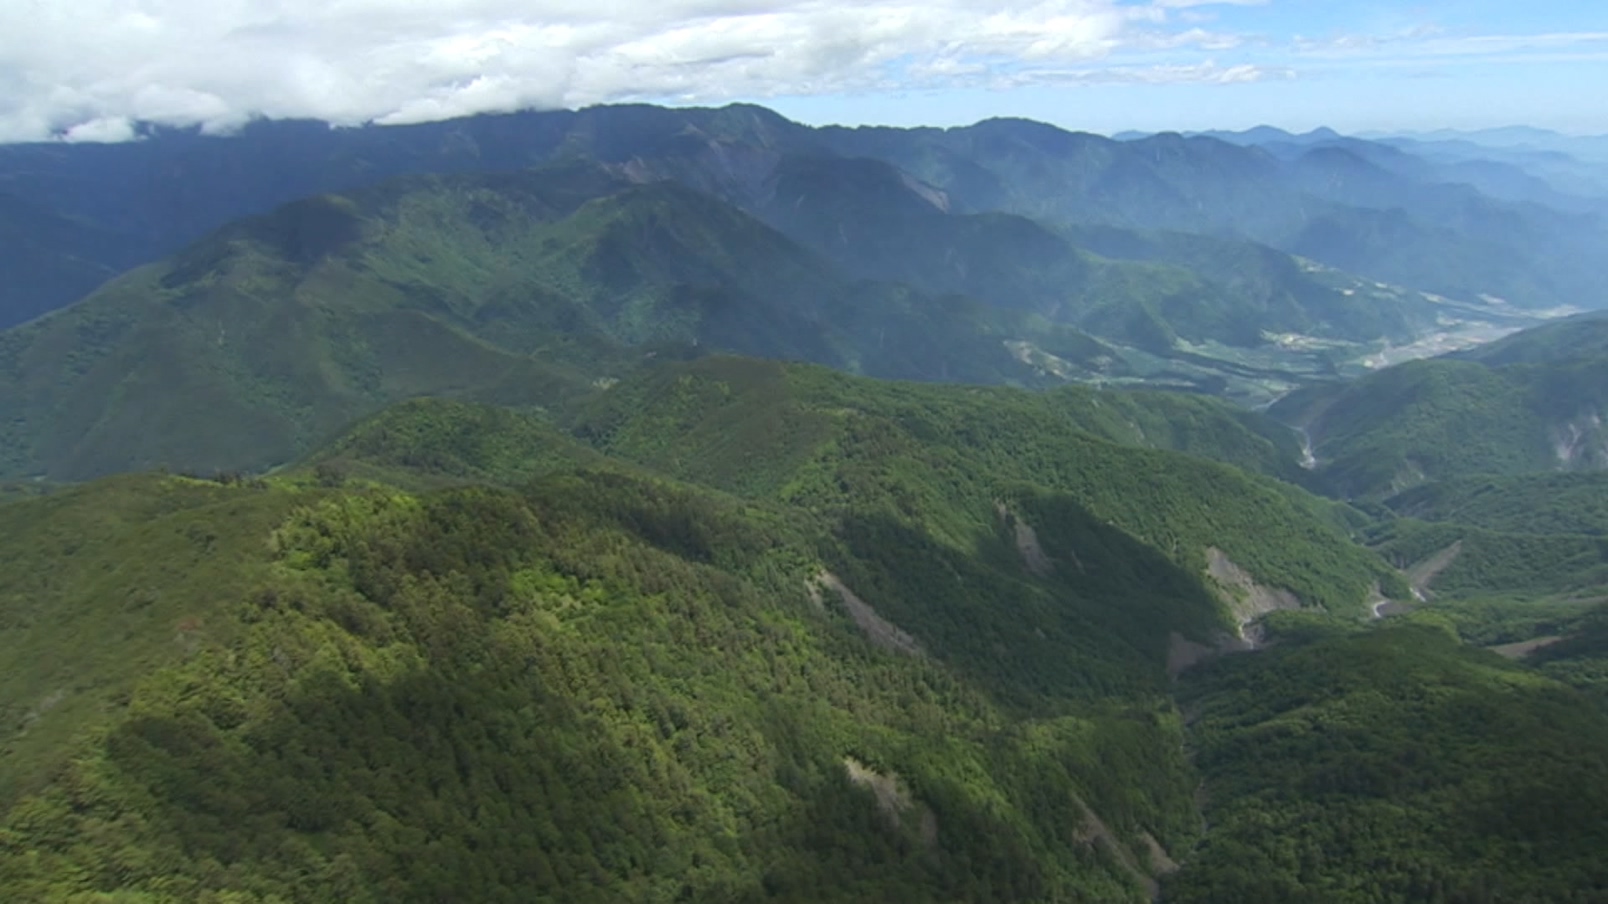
[1, 0, 1605, 143]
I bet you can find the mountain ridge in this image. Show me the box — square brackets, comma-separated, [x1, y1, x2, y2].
[4, 103, 1604, 333]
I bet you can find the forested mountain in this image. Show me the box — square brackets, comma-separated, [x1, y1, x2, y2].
[1269, 312, 1608, 498]
[13, 103, 1600, 484]
[1385, 471, 1608, 537]
[0, 363, 1376, 901]
[2, 153, 1360, 487]
[20, 147, 1511, 482]
[818, 118, 1608, 312]
[3, 364, 1606, 901]
[4, 101, 1608, 902]
[1, 103, 1596, 347]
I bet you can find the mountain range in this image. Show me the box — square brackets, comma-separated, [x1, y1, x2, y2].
[2, 103, 1608, 902]
[5, 104, 1598, 328]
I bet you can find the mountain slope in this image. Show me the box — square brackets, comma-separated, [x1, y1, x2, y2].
[0, 192, 148, 329]
[0, 469, 1188, 902]
[821, 119, 1608, 311]
[5, 384, 1606, 902]
[1168, 624, 1608, 902]
[0, 164, 1142, 481]
[3, 103, 1602, 337]
[756, 154, 1460, 355]
[1386, 471, 1608, 537]
[1270, 321, 1608, 497]
[572, 356, 1396, 614]
[16, 151, 1459, 483]
[4, 374, 1379, 900]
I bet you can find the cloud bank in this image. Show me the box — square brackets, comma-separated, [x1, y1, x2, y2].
[0, 0, 1262, 141]
[4, 0, 1600, 142]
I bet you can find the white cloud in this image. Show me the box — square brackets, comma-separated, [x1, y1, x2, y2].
[1151, 0, 1267, 7]
[0, 0, 1274, 142]
[62, 117, 139, 143]
[997, 59, 1291, 87]
[1293, 27, 1608, 61]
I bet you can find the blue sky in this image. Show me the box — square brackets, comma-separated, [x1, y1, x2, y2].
[768, 1, 1608, 133]
[2, 0, 1604, 142]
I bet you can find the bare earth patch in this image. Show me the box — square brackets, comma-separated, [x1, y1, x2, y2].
[844, 758, 939, 846]
[1074, 801, 1164, 900]
[1488, 636, 1565, 659]
[994, 501, 1079, 577]
[1142, 832, 1180, 876]
[1167, 548, 1305, 676]
[1406, 540, 1463, 600]
[810, 571, 924, 657]
[1205, 547, 1302, 639]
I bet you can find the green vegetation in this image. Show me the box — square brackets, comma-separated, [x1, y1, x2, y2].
[304, 398, 609, 490]
[1368, 519, 1608, 600]
[1167, 625, 1608, 903]
[3, 102, 1608, 903]
[757, 155, 1433, 355]
[574, 357, 1397, 611]
[821, 120, 1608, 314]
[0, 456, 1224, 901]
[1531, 605, 1608, 712]
[0, 474, 313, 802]
[1273, 351, 1608, 499]
[7, 356, 1608, 901]
[14, 135, 1583, 483]
[1456, 310, 1608, 367]
[1062, 223, 1444, 344]
[0, 191, 143, 329]
[4, 163, 1307, 482]
[1386, 471, 1608, 536]
[0, 357, 1413, 901]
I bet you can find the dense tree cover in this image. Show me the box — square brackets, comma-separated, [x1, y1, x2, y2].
[1368, 519, 1608, 600]
[0, 475, 310, 802]
[1274, 352, 1608, 499]
[8, 102, 1596, 339]
[1531, 605, 1608, 713]
[4, 380, 1608, 901]
[0, 191, 146, 329]
[575, 357, 1402, 611]
[1060, 223, 1447, 345]
[1166, 625, 1608, 903]
[306, 398, 609, 490]
[1, 162, 1339, 482]
[0, 468, 1212, 902]
[753, 155, 1436, 356]
[1418, 596, 1607, 649]
[0, 100, 1604, 903]
[12, 122, 1597, 484]
[1386, 471, 1608, 536]
[1453, 310, 1608, 368]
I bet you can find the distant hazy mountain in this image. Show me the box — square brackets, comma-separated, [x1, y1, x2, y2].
[0, 163, 1211, 480]
[0, 192, 153, 327]
[816, 118, 1608, 311]
[3, 103, 1606, 329]
[18, 130, 1572, 482]
[1363, 127, 1608, 163]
